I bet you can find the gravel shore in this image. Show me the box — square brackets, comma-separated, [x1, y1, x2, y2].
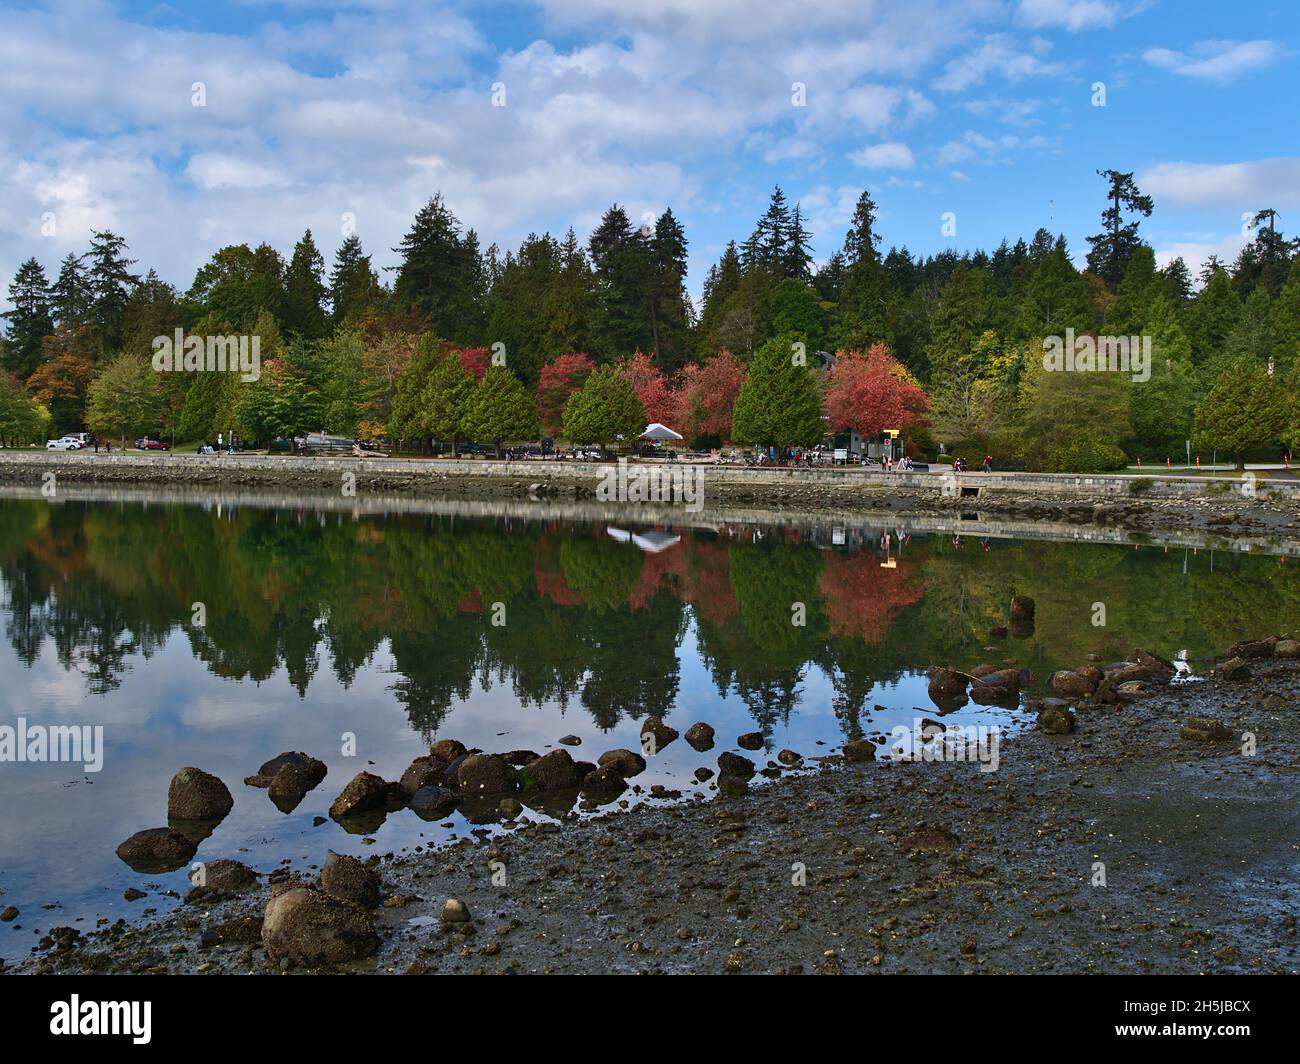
[15, 654, 1300, 976]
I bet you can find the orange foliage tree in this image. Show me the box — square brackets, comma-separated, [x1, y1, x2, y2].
[825, 344, 931, 440]
[535, 352, 595, 436]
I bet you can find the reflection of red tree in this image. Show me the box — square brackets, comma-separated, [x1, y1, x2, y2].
[819, 551, 926, 644]
[534, 531, 583, 606]
[628, 537, 738, 622]
[457, 589, 482, 613]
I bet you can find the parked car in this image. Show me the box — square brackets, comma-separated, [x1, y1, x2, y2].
[134, 437, 170, 451]
[46, 436, 83, 450]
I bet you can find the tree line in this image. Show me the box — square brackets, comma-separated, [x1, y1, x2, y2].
[3, 171, 1299, 468]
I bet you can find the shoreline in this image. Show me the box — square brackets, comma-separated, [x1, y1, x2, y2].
[3, 452, 1299, 540]
[13, 650, 1300, 976]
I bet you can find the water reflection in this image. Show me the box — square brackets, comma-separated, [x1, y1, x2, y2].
[0, 497, 1295, 960]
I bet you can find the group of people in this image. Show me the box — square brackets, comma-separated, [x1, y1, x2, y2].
[881, 454, 915, 472]
[950, 455, 994, 473]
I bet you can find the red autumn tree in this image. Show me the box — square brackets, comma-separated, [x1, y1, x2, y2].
[457, 346, 491, 382]
[535, 352, 595, 436]
[679, 349, 746, 442]
[621, 350, 679, 429]
[825, 344, 931, 438]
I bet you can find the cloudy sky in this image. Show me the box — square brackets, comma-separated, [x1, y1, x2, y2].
[1, 0, 1296, 309]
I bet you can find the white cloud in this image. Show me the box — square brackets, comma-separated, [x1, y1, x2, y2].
[1143, 40, 1280, 81]
[849, 142, 916, 169]
[934, 34, 1064, 93]
[1015, 0, 1119, 32]
[186, 155, 290, 191]
[1140, 158, 1300, 208]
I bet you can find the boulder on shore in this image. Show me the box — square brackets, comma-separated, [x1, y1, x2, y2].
[1181, 717, 1234, 742]
[1219, 657, 1252, 682]
[320, 851, 382, 909]
[1049, 670, 1097, 698]
[1227, 637, 1277, 660]
[1036, 705, 1075, 735]
[261, 888, 378, 967]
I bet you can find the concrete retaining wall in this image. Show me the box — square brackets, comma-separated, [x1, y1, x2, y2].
[1, 451, 1295, 502]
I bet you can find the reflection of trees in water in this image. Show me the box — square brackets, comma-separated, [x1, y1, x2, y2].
[1, 500, 1298, 736]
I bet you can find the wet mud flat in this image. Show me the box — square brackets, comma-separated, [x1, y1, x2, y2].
[14, 657, 1300, 976]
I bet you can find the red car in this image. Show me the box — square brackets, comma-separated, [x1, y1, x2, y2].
[134, 437, 170, 451]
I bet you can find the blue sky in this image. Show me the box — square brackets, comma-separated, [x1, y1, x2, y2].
[1, 0, 1296, 310]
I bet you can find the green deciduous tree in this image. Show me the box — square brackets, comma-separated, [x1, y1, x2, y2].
[86, 352, 164, 447]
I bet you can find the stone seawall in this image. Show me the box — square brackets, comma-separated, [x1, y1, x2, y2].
[2, 450, 1295, 504]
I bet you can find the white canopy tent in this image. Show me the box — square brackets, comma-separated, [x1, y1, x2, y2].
[640, 423, 684, 441]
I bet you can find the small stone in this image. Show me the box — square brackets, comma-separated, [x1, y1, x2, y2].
[736, 732, 764, 751]
[441, 898, 471, 924]
[684, 722, 715, 751]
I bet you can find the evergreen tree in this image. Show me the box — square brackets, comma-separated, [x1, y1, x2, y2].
[461, 365, 539, 456]
[86, 352, 163, 447]
[50, 252, 93, 328]
[1085, 170, 1154, 289]
[2, 257, 53, 379]
[588, 205, 653, 360]
[647, 208, 692, 371]
[561, 364, 644, 446]
[420, 346, 476, 452]
[329, 234, 382, 327]
[1193, 358, 1287, 469]
[82, 230, 140, 351]
[1267, 256, 1300, 379]
[730, 333, 825, 453]
[283, 229, 328, 339]
[837, 190, 893, 348]
[391, 193, 480, 344]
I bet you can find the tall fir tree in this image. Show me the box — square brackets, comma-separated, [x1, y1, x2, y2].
[2, 257, 53, 379]
[283, 229, 328, 339]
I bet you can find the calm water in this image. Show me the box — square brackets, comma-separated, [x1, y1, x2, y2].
[0, 495, 1296, 961]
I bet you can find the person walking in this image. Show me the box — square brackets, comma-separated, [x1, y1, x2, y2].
[983, 454, 992, 472]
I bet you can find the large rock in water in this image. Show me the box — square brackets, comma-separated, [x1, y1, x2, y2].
[261, 888, 378, 967]
[524, 749, 582, 791]
[640, 717, 678, 753]
[684, 722, 715, 752]
[116, 827, 198, 873]
[456, 754, 514, 797]
[408, 785, 458, 821]
[1009, 595, 1035, 621]
[927, 666, 968, 700]
[969, 669, 1019, 705]
[399, 756, 446, 796]
[167, 767, 234, 821]
[717, 752, 756, 780]
[329, 772, 394, 819]
[579, 766, 627, 803]
[320, 852, 381, 909]
[245, 752, 327, 789]
[597, 749, 647, 778]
